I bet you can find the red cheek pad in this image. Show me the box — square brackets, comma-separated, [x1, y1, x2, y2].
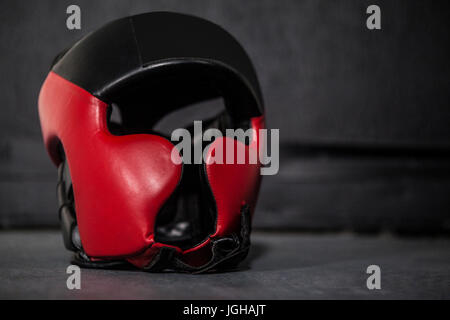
[69, 133, 182, 258]
[204, 134, 262, 238]
[39, 72, 182, 258]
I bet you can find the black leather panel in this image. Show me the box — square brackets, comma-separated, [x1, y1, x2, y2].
[52, 17, 141, 95]
[131, 12, 262, 107]
[51, 12, 263, 121]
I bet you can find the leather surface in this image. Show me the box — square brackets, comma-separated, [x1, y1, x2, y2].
[206, 115, 265, 238]
[39, 13, 265, 269]
[52, 12, 263, 118]
[124, 114, 264, 268]
[39, 71, 264, 269]
[39, 71, 182, 258]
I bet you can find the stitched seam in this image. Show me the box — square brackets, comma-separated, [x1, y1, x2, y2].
[129, 17, 143, 66]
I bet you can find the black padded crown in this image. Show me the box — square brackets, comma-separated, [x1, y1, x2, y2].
[52, 12, 263, 121]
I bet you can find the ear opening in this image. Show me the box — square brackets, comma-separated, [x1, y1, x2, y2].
[44, 136, 65, 166]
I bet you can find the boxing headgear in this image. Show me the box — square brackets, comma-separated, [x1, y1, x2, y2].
[38, 12, 265, 273]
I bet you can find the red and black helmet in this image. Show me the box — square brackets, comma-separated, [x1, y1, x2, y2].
[38, 12, 265, 272]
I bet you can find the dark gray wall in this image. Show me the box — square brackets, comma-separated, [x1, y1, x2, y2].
[1, 0, 449, 232]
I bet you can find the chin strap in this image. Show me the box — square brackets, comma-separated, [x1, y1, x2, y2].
[143, 204, 252, 274]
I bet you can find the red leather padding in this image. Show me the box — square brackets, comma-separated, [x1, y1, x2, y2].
[206, 116, 264, 237]
[177, 115, 265, 267]
[39, 72, 182, 259]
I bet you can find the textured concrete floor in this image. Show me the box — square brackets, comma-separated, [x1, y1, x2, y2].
[0, 230, 449, 299]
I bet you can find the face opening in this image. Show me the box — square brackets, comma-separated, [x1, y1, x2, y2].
[104, 64, 250, 250]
